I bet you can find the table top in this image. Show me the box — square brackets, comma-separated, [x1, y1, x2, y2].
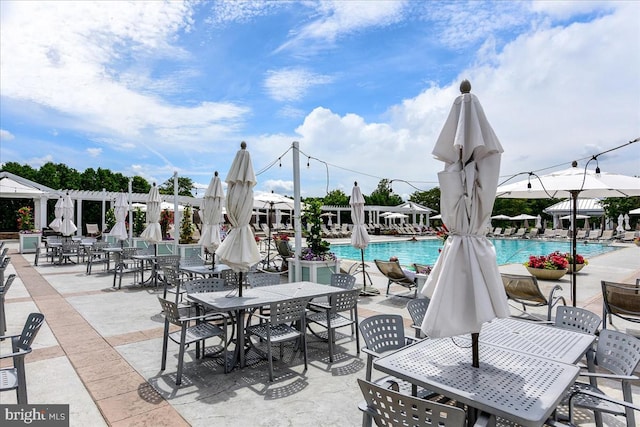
[188, 281, 345, 312]
[374, 337, 580, 427]
[132, 253, 178, 261]
[479, 317, 595, 364]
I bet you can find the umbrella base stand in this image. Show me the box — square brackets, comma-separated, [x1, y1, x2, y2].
[359, 287, 380, 297]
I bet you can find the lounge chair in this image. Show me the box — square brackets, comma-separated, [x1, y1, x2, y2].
[526, 228, 538, 239]
[542, 228, 555, 239]
[575, 229, 588, 239]
[501, 273, 566, 321]
[373, 259, 417, 298]
[601, 280, 640, 329]
[600, 230, 614, 241]
[621, 231, 637, 242]
[85, 223, 102, 239]
[586, 229, 601, 240]
[512, 228, 526, 238]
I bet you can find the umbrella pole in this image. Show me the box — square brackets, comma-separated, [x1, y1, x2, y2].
[472, 332, 479, 368]
[571, 191, 578, 307]
[238, 272, 243, 297]
[359, 248, 379, 296]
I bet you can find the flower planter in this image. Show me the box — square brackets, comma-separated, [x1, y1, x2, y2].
[526, 266, 568, 280]
[567, 263, 585, 273]
[19, 232, 42, 254]
[287, 259, 341, 285]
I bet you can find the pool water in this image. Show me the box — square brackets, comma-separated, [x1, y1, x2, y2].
[329, 238, 619, 267]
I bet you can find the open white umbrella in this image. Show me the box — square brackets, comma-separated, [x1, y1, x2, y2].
[140, 183, 163, 248]
[216, 142, 261, 297]
[111, 193, 129, 244]
[497, 163, 640, 305]
[420, 81, 510, 368]
[254, 191, 295, 268]
[198, 171, 225, 267]
[59, 193, 77, 237]
[490, 214, 512, 220]
[350, 182, 375, 295]
[49, 196, 63, 232]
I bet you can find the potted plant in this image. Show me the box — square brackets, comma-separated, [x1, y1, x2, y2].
[17, 206, 42, 254]
[288, 200, 339, 284]
[563, 252, 588, 273]
[523, 251, 569, 280]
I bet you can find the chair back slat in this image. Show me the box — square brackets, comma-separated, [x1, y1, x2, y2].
[157, 297, 182, 326]
[14, 313, 45, 352]
[330, 273, 355, 289]
[554, 306, 601, 334]
[183, 277, 228, 293]
[270, 297, 309, 324]
[359, 314, 406, 354]
[329, 289, 359, 314]
[247, 271, 281, 287]
[406, 298, 430, 327]
[596, 329, 640, 376]
[602, 280, 640, 320]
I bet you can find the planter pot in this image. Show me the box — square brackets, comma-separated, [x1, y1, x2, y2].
[287, 259, 341, 285]
[568, 263, 585, 273]
[19, 232, 42, 254]
[526, 266, 568, 280]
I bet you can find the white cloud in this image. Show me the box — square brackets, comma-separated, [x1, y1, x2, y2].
[0, 129, 15, 141]
[86, 148, 102, 157]
[0, 0, 248, 155]
[264, 68, 333, 102]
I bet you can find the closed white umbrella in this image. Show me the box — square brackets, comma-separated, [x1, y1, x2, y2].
[140, 183, 163, 245]
[198, 171, 225, 265]
[49, 197, 63, 232]
[420, 81, 510, 368]
[59, 193, 77, 237]
[216, 142, 261, 297]
[624, 213, 631, 230]
[535, 214, 542, 229]
[617, 214, 625, 232]
[350, 182, 375, 295]
[111, 193, 129, 244]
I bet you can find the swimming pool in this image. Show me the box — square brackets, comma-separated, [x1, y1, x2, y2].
[329, 238, 619, 267]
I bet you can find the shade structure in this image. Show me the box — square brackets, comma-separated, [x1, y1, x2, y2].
[420, 81, 510, 368]
[59, 194, 77, 236]
[198, 171, 225, 255]
[110, 193, 129, 242]
[629, 207, 640, 215]
[49, 197, 63, 232]
[216, 142, 261, 296]
[497, 164, 640, 306]
[140, 183, 162, 244]
[350, 182, 375, 295]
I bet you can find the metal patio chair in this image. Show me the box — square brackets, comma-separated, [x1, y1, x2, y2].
[0, 274, 16, 336]
[245, 296, 311, 382]
[0, 313, 45, 404]
[306, 288, 360, 363]
[158, 297, 228, 386]
[406, 298, 430, 338]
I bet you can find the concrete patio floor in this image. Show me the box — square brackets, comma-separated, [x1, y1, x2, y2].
[1, 237, 639, 426]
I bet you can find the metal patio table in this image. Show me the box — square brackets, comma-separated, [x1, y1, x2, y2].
[188, 281, 344, 369]
[479, 317, 595, 364]
[179, 263, 230, 278]
[132, 253, 179, 288]
[374, 337, 581, 427]
[102, 247, 122, 271]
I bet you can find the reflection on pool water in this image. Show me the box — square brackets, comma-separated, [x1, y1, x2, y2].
[329, 238, 619, 267]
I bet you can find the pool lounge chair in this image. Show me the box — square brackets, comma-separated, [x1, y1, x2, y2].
[512, 228, 526, 238]
[374, 259, 417, 298]
[600, 230, 614, 241]
[501, 273, 566, 321]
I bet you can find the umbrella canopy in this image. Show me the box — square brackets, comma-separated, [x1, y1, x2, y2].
[421, 82, 510, 361]
[560, 214, 590, 220]
[510, 214, 537, 220]
[59, 194, 77, 236]
[629, 207, 640, 215]
[216, 142, 261, 290]
[140, 183, 163, 244]
[49, 197, 63, 232]
[497, 164, 640, 305]
[490, 214, 512, 220]
[430, 214, 442, 220]
[198, 171, 225, 252]
[111, 193, 129, 241]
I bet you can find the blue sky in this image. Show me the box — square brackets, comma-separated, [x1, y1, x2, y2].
[1, 1, 638, 199]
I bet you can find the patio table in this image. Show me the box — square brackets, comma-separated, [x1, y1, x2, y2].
[373, 337, 580, 427]
[188, 281, 344, 369]
[133, 254, 180, 288]
[479, 317, 595, 364]
[179, 263, 230, 277]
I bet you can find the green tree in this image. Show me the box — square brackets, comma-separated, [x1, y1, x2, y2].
[323, 189, 349, 206]
[409, 187, 441, 212]
[600, 196, 640, 229]
[366, 179, 403, 206]
[159, 176, 194, 196]
[301, 199, 331, 256]
[179, 205, 195, 243]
